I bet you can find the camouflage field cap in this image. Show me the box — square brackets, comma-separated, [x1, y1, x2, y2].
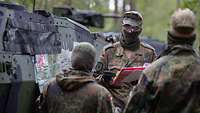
[171, 8, 196, 35]
[122, 11, 143, 27]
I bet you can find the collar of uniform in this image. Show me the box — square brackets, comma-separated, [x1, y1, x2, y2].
[115, 43, 142, 57]
[66, 68, 93, 77]
[159, 44, 196, 58]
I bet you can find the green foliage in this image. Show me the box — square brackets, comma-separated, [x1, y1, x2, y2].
[181, 0, 200, 26]
[137, 0, 176, 41]
[182, 0, 200, 11]
[181, 0, 200, 49]
[90, 18, 121, 32]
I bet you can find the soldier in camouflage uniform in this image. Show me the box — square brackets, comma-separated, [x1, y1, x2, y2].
[96, 11, 156, 112]
[36, 42, 114, 113]
[124, 8, 200, 113]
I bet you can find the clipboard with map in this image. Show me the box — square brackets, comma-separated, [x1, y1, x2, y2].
[112, 66, 145, 85]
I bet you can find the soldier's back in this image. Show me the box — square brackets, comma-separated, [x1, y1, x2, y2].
[142, 50, 200, 113]
[37, 70, 113, 113]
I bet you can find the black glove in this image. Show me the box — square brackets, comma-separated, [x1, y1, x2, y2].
[102, 71, 116, 83]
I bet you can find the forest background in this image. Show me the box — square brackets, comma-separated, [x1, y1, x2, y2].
[1, 0, 200, 42]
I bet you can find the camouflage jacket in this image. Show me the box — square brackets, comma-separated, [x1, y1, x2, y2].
[36, 69, 114, 113]
[100, 41, 156, 73]
[124, 45, 200, 113]
[97, 41, 156, 111]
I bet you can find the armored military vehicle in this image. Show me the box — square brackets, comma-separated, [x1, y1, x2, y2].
[0, 2, 165, 113]
[0, 2, 108, 113]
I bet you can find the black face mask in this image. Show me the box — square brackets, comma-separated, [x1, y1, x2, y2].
[121, 29, 141, 44]
[120, 30, 141, 51]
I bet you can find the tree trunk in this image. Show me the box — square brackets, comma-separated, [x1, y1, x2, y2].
[44, 0, 48, 10]
[113, 0, 120, 31]
[129, 0, 136, 10]
[114, 0, 118, 14]
[123, 0, 126, 12]
[64, 0, 72, 6]
[36, 0, 43, 9]
[176, 0, 180, 8]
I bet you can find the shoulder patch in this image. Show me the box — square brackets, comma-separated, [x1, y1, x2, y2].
[140, 42, 155, 51]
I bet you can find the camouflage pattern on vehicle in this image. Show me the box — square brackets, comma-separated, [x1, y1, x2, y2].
[0, 2, 109, 113]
